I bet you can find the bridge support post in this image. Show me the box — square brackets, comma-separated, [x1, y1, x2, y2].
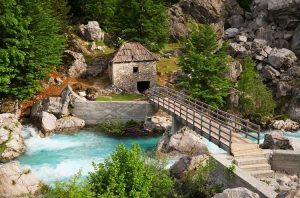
[171, 115, 184, 134]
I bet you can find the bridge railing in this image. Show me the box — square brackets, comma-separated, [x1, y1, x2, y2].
[148, 86, 261, 144]
[148, 87, 233, 153]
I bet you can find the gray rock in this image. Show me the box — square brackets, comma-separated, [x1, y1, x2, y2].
[0, 114, 25, 161]
[228, 15, 244, 28]
[228, 88, 239, 108]
[291, 25, 300, 57]
[0, 161, 39, 198]
[227, 60, 243, 81]
[236, 35, 247, 42]
[255, 27, 274, 44]
[268, 48, 297, 69]
[276, 189, 300, 198]
[289, 96, 300, 122]
[144, 111, 172, 134]
[0, 99, 20, 117]
[276, 82, 292, 98]
[61, 85, 87, 107]
[272, 119, 300, 131]
[40, 111, 57, 133]
[64, 50, 87, 78]
[171, 155, 209, 179]
[55, 116, 85, 133]
[213, 187, 259, 198]
[261, 65, 280, 80]
[287, 66, 300, 78]
[156, 126, 209, 157]
[168, 5, 188, 40]
[79, 21, 104, 41]
[261, 131, 293, 150]
[228, 42, 249, 58]
[225, 28, 240, 39]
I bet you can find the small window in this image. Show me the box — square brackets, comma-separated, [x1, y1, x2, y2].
[133, 67, 139, 73]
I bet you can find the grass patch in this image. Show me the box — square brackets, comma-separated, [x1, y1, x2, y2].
[162, 42, 182, 53]
[84, 47, 115, 65]
[96, 93, 147, 101]
[95, 40, 106, 47]
[157, 57, 180, 85]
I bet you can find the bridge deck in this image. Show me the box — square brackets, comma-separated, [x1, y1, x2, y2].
[148, 87, 261, 155]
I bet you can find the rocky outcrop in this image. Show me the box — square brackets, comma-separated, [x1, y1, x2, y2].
[213, 187, 259, 198]
[144, 111, 172, 134]
[272, 119, 300, 131]
[30, 86, 86, 135]
[261, 131, 293, 150]
[55, 116, 85, 132]
[79, 21, 105, 41]
[0, 99, 20, 118]
[64, 50, 87, 78]
[0, 162, 39, 198]
[170, 155, 209, 179]
[227, 60, 243, 81]
[168, 0, 243, 40]
[157, 126, 209, 156]
[0, 114, 25, 162]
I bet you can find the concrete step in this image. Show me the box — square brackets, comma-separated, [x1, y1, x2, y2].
[250, 170, 274, 178]
[233, 151, 265, 159]
[239, 163, 271, 171]
[234, 157, 268, 166]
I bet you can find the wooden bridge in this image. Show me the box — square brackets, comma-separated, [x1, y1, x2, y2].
[147, 86, 261, 155]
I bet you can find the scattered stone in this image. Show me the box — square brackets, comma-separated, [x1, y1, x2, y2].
[236, 35, 247, 43]
[157, 126, 209, 157]
[228, 43, 249, 58]
[55, 116, 85, 133]
[213, 187, 259, 198]
[261, 131, 293, 150]
[64, 50, 87, 78]
[79, 21, 104, 41]
[261, 65, 280, 80]
[0, 114, 25, 162]
[85, 87, 99, 101]
[0, 161, 39, 198]
[171, 155, 209, 179]
[227, 15, 244, 28]
[276, 82, 292, 98]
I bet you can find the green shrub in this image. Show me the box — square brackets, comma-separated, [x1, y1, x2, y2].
[98, 119, 125, 135]
[177, 158, 223, 197]
[88, 144, 176, 197]
[238, 57, 276, 120]
[124, 119, 139, 128]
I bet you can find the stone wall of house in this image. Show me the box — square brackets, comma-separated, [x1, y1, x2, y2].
[110, 61, 156, 92]
[72, 101, 156, 125]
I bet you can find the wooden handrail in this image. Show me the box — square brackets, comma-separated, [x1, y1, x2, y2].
[147, 86, 260, 149]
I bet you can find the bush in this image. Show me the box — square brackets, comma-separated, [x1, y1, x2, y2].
[238, 57, 276, 120]
[176, 158, 223, 198]
[98, 119, 140, 135]
[89, 144, 176, 197]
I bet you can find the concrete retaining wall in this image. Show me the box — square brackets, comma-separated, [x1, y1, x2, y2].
[270, 150, 300, 174]
[212, 154, 277, 198]
[72, 101, 156, 125]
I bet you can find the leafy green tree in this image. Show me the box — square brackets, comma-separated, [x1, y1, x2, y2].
[0, 0, 66, 100]
[45, 0, 70, 29]
[88, 144, 175, 197]
[179, 24, 231, 107]
[238, 57, 276, 119]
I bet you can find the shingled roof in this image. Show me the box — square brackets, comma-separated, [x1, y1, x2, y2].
[111, 42, 159, 63]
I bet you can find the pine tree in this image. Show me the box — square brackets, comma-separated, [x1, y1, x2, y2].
[45, 0, 70, 29]
[179, 24, 231, 108]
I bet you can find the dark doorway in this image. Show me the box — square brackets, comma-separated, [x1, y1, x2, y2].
[137, 81, 150, 93]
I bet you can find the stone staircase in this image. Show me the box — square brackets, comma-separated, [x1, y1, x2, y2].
[230, 133, 274, 178]
[232, 143, 274, 178]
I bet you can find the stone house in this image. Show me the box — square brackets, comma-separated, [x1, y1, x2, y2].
[109, 42, 158, 92]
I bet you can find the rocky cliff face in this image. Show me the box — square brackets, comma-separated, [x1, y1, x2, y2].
[0, 114, 25, 162]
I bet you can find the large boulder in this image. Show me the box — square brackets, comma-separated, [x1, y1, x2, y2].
[64, 50, 87, 78]
[40, 111, 57, 133]
[0, 114, 25, 162]
[55, 116, 85, 132]
[170, 155, 209, 179]
[268, 48, 297, 69]
[261, 131, 293, 150]
[61, 85, 87, 107]
[213, 187, 259, 198]
[144, 111, 172, 134]
[157, 126, 209, 156]
[79, 21, 104, 41]
[31, 97, 68, 118]
[0, 162, 39, 198]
